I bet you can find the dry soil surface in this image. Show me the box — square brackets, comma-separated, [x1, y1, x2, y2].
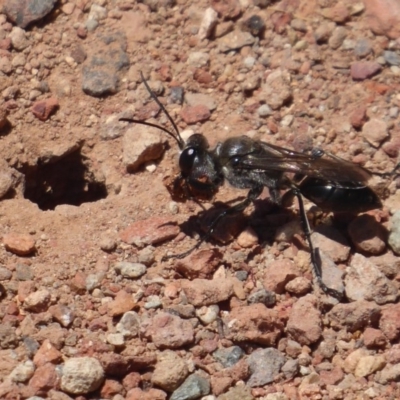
[1, 0, 400, 399]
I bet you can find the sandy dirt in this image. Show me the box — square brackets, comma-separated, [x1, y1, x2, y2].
[1, 0, 400, 399]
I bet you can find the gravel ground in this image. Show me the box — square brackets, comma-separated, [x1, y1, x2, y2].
[1, 0, 400, 399]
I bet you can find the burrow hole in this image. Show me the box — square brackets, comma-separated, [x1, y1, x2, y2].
[17, 148, 108, 210]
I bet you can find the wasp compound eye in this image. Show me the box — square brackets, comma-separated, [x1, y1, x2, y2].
[179, 147, 197, 176]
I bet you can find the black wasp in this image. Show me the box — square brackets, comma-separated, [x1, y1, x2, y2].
[121, 72, 388, 299]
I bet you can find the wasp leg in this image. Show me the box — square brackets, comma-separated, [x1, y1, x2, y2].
[370, 162, 400, 178]
[162, 185, 263, 261]
[290, 186, 342, 299]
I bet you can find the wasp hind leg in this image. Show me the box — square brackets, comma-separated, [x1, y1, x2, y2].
[290, 186, 343, 299]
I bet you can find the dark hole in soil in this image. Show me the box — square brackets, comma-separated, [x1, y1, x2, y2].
[18, 149, 107, 211]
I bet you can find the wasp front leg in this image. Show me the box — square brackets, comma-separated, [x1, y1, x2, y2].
[162, 185, 263, 261]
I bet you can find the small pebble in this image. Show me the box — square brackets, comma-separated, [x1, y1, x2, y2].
[389, 211, 400, 255]
[314, 23, 334, 43]
[242, 75, 261, 93]
[361, 118, 389, 147]
[213, 346, 244, 368]
[180, 105, 210, 124]
[138, 246, 155, 266]
[218, 30, 255, 52]
[291, 18, 307, 32]
[187, 52, 209, 68]
[85, 273, 103, 291]
[151, 351, 189, 392]
[196, 305, 219, 324]
[106, 333, 125, 346]
[391, 65, 400, 75]
[9, 27, 30, 50]
[100, 237, 117, 252]
[354, 38, 372, 57]
[329, 26, 347, 49]
[61, 357, 104, 394]
[169, 86, 184, 104]
[31, 98, 59, 121]
[116, 311, 140, 337]
[114, 262, 147, 279]
[389, 107, 399, 118]
[3, 233, 36, 255]
[0, 266, 12, 280]
[23, 290, 51, 312]
[281, 114, 294, 127]
[247, 348, 286, 387]
[235, 270, 248, 281]
[248, 289, 276, 307]
[257, 104, 273, 117]
[384, 50, 400, 66]
[8, 360, 35, 383]
[170, 374, 210, 400]
[237, 227, 258, 248]
[243, 56, 256, 68]
[144, 295, 162, 309]
[351, 61, 382, 80]
[285, 277, 312, 296]
[198, 7, 218, 40]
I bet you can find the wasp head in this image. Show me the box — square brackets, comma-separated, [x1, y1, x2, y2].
[177, 133, 223, 200]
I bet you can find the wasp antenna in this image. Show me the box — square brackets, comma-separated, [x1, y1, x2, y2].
[119, 117, 181, 143]
[139, 71, 185, 150]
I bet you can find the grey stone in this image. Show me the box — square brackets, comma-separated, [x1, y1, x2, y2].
[15, 264, 33, 281]
[169, 86, 184, 105]
[384, 51, 400, 66]
[327, 300, 381, 332]
[354, 39, 372, 58]
[282, 358, 299, 380]
[170, 374, 210, 400]
[85, 273, 104, 291]
[0, 266, 12, 281]
[257, 104, 273, 117]
[82, 32, 129, 97]
[248, 289, 276, 307]
[247, 348, 286, 387]
[218, 30, 255, 53]
[213, 346, 244, 368]
[345, 254, 398, 304]
[114, 262, 147, 279]
[389, 211, 400, 255]
[4, 0, 57, 28]
[144, 295, 162, 309]
[0, 323, 18, 348]
[116, 311, 140, 337]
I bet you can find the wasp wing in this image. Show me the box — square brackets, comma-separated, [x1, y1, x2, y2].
[236, 142, 372, 185]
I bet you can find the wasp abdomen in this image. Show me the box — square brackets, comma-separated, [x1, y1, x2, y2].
[299, 177, 382, 213]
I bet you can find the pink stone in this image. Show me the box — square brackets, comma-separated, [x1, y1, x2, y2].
[31, 98, 59, 121]
[107, 290, 135, 317]
[226, 303, 284, 345]
[3, 233, 35, 256]
[351, 61, 382, 81]
[287, 295, 322, 345]
[144, 312, 194, 349]
[119, 217, 179, 247]
[180, 105, 211, 124]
